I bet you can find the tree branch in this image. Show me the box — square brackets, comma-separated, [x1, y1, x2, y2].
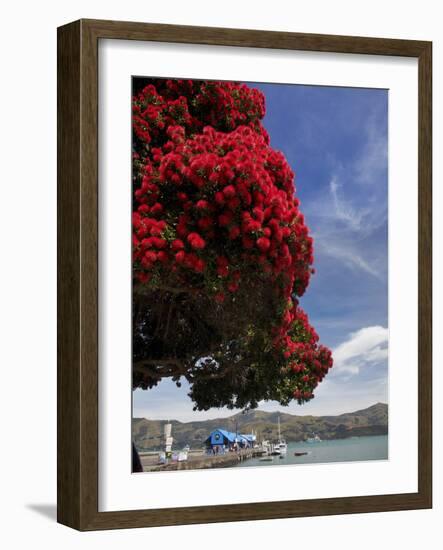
[133, 355, 250, 382]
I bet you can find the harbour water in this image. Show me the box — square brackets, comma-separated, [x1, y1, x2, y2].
[237, 435, 388, 468]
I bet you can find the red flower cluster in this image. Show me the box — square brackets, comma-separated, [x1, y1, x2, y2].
[133, 80, 267, 148]
[132, 79, 333, 403]
[272, 302, 333, 401]
[133, 122, 313, 298]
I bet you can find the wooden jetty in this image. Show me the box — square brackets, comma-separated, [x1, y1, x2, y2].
[142, 448, 263, 472]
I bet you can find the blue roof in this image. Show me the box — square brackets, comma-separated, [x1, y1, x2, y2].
[216, 429, 238, 443]
[205, 428, 255, 445]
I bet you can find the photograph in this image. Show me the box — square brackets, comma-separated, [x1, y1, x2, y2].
[51, 8, 432, 534]
[1, 0, 435, 539]
[131, 77, 389, 473]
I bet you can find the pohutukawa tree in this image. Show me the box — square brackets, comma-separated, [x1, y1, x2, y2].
[132, 79, 333, 411]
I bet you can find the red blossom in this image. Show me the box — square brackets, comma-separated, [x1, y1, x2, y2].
[171, 239, 184, 251]
[223, 185, 236, 198]
[132, 79, 332, 405]
[256, 237, 271, 252]
[187, 232, 206, 250]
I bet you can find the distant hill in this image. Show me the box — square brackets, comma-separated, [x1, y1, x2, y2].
[133, 403, 388, 451]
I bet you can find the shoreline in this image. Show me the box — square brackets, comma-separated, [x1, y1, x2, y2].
[138, 434, 388, 472]
[136, 430, 388, 456]
[140, 448, 258, 472]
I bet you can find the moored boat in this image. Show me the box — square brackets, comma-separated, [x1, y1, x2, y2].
[275, 415, 287, 456]
[306, 433, 322, 443]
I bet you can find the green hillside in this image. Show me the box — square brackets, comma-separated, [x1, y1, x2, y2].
[133, 403, 388, 451]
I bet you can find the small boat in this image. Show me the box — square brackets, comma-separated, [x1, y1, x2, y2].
[261, 439, 273, 456]
[294, 451, 308, 457]
[259, 456, 274, 462]
[306, 433, 322, 443]
[273, 415, 288, 456]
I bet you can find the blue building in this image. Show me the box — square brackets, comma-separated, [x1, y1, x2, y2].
[204, 429, 256, 454]
[239, 434, 256, 446]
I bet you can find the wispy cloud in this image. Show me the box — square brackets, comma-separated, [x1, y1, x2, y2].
[331, 325, 388, 377]
[317, 240, 382, 280]
[329, 177, 368, 232]
[133, 86, 390, 422]
[305, 108, 388, 281]
[354, 111, 388, 187]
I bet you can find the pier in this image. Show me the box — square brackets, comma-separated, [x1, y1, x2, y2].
[141, 448, 264, 472]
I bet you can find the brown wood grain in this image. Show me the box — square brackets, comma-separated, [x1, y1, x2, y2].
[57, 20, 81, 528]
[417, 41, 432, 506]
[57, 19, 432, 531]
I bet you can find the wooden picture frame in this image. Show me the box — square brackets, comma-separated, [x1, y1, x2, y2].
[57, 19, 432, 530]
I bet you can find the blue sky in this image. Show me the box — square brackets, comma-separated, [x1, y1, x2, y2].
[133, 82, 389, 421]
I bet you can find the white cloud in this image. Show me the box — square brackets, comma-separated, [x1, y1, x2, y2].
[332, 325, 388, 376]
[133, 327, 390, 421]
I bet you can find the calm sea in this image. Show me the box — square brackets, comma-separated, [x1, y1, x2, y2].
[237, 435, 388, 468]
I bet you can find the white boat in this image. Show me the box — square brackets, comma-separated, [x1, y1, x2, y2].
[261, 439, 273, 455]
[306, 433, 322, 443]
[274, 416, 287, 456]
[269, 445, 281, 456]
[260, 439, 279, 456]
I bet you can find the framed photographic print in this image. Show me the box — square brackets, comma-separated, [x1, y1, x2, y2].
[57, 19, 432, 530]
